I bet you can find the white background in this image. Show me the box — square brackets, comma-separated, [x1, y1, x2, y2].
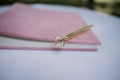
[0, 4, 120, 80]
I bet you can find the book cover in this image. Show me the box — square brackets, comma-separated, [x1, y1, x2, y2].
[0, 3, 100, 51]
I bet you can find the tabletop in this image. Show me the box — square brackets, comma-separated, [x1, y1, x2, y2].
[0, 4, 120, 80]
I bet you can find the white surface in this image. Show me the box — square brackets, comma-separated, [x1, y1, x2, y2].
[0, 4, 120, 80]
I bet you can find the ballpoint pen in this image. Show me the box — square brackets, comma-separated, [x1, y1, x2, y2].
[55, 25, 92, 47]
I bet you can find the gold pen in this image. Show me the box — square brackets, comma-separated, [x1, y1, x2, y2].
[55, 25, 93, 47]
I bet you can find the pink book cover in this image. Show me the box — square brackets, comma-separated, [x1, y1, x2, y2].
[0, 3, 100, 51]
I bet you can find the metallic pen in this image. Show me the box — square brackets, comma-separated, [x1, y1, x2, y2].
[55, 25, 92, 47]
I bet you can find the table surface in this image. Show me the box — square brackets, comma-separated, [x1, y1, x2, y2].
[0, 4, 120, 80]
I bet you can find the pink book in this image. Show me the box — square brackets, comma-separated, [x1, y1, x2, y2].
[0, 3, 100, 51]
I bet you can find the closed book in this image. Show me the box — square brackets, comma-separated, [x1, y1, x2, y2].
[0, 3, 100, 51]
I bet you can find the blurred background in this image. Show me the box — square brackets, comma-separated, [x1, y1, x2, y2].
[0, 0, 120, 17]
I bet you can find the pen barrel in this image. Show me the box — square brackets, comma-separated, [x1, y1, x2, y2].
[63, 25, 92, 41]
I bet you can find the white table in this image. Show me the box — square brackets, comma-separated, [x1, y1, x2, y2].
[0, 4, 120, 80]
